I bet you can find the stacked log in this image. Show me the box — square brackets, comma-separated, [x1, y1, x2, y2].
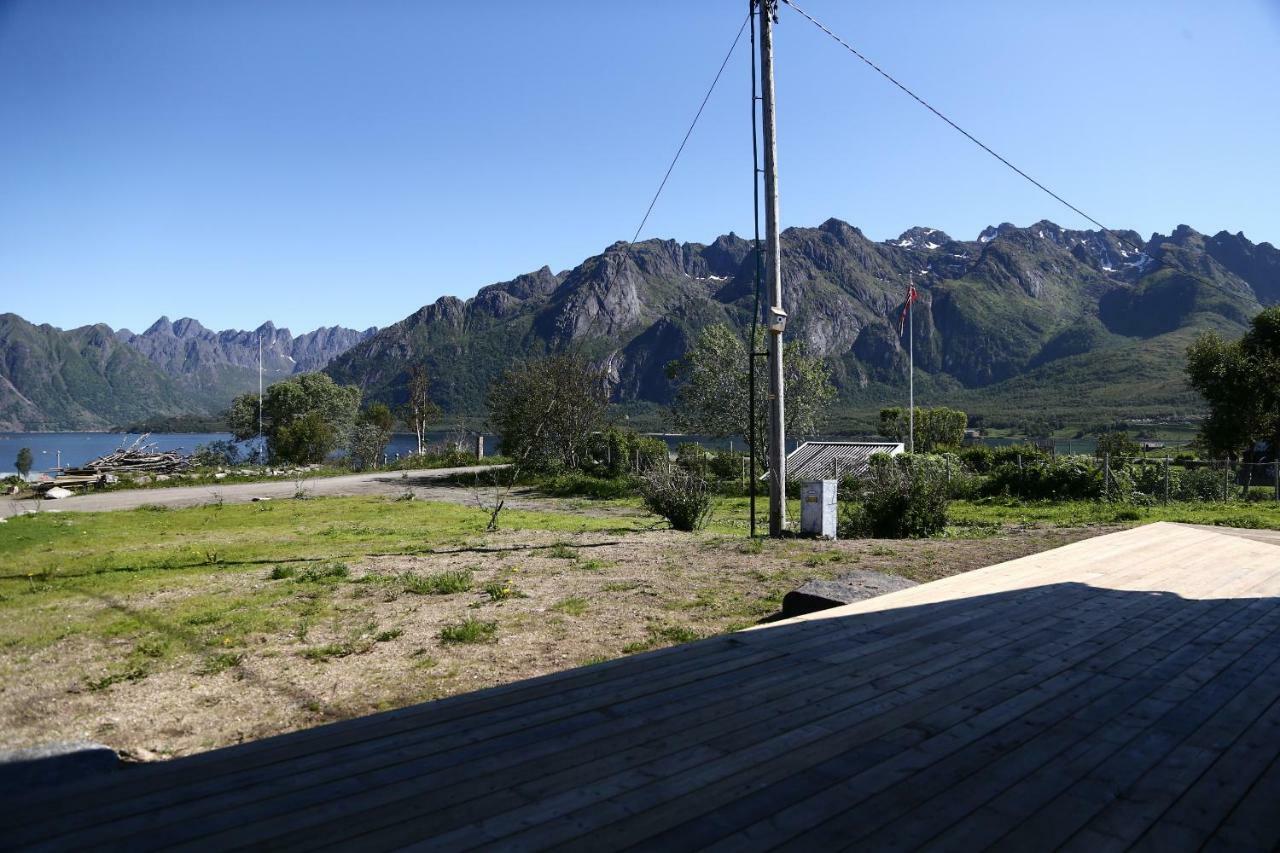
[35, 435, 190, 493]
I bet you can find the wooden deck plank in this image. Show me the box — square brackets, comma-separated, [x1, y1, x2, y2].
[986, 602, 1280, 850]
[10, 577, 1099, 847]
[5, 522, 1280, 852]
[697, 587, 1274, 852]
[430, 566, 1246, 851]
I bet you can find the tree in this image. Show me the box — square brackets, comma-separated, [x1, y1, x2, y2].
[1094, 430, 1139, 460]
[488, 353, 610, 473]
[667, 324, 835, 469]
[400, 363, 440, 456]
[1186, 307, 1280, 460]
[15, 447, 33, 479]
[229, 372, 360, 464]
[348, 403, 394, 471]
[878, 406, 967, 452]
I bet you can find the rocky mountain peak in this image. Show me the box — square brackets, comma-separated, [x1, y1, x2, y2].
[891, 226, 951, 249]
[144, 316, 174, 336]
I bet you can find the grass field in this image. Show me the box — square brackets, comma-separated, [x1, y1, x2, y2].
[2, 490, 1277, 759]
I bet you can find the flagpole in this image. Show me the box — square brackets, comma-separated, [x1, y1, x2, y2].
[908, 295, 914, 454]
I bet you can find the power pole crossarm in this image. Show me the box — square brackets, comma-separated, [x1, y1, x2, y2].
[758, 0, 787, 537]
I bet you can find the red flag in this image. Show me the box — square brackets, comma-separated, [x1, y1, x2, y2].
[898, 283, 918, 335]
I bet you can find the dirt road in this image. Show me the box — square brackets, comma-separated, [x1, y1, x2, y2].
[22, 465, 512, 514]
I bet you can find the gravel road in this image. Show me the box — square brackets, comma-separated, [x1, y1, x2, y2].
[17, 465, 513, 514]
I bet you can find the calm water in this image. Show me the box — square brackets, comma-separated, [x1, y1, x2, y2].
[5, 431, 1088, 477]
[0, 432, 493, 475]
[0, 431, 784, 476]
[0, 432, 233, 476]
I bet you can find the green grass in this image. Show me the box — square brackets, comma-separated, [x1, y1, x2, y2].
[483, 581, 524, 602]
[551, 596, 589, 616]
[0, 496, 640, 655]
[622, 623, 704, 654]
[544, 542, 580, 560]
[439, 618, 498, 644]
[400, 569, 473, 596]
[947, 498, 1280, 530]
[0, 496, 641, 590]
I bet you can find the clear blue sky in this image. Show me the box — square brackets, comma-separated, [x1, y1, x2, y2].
[2, 0, 1278, 333]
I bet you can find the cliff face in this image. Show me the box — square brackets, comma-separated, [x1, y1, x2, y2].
[326, 218, 1275, 417]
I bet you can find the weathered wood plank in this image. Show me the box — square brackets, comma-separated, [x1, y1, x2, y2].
[6, 522, 1280, 852]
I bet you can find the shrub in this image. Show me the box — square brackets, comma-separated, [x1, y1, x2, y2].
[191, 440, 241, 469]
[638, 465, 713, 532]
[708, 450, 748, 481]
[990, 443, 1049, 467]
[839, 453, 949, 539]
[585, 427, 669, 479]
[957, 445, 995, 473]
[1129, 462, 1182, 499]
[986, 455, 1101, 501]
[537, 473, 636, 500]
[1177, 465, 1230, 501]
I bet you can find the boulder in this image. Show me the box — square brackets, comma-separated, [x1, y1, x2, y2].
[782, 570, 917, 618]
[43, 487, 73, 500]
[0, 741, 120, 790]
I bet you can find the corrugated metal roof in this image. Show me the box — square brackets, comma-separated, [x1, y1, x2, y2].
[781, 441, 905, 481]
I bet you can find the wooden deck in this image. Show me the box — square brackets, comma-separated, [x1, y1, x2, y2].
[5, 521, 1280, 851]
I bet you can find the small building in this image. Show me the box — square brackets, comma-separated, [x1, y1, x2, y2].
[781, 441, 905, 481]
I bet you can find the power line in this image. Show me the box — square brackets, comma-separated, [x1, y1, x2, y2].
[562, 12, 750, 350]
[629, 13, 750, 245]
[779, 0, 1256, 301]
[779, 0, 1124, 245]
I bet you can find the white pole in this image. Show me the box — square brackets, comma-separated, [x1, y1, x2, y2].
[908, 297, 914, 453]
[258, 334, 264, 451]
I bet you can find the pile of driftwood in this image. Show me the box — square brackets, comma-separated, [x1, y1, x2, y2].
[36, 435, 190, 493]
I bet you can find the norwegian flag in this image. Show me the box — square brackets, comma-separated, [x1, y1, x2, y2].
[898, 282, 919, 335]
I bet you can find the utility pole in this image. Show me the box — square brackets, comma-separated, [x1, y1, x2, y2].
[759, 0, 787, 537]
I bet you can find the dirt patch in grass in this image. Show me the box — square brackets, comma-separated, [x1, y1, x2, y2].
[0, 523, 1111, 759]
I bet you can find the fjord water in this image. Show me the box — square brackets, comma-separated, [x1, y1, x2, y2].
[0, 432, 233, 476]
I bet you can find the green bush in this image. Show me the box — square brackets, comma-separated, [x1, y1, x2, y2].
[537, 473, 636, 499]
[708, 450, 748, 481]
[957, 445, 995, 473]
[1129, 462, 1181, 499]
[986, 455, 1101, 501]
[934, 453, 982, 499]
[638, 466, 712, 532]
[839, 453, 949, 539]
[989, 443, 1050, 467]
[585, 427, 668, 479]
[191, 440, 241, 469]
[1177, 466, 1230, 501]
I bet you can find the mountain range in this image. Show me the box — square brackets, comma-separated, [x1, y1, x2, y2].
[324, 219, 1279, 428]
[4, 218, 1277, 432]
[0, 315, 374, 430]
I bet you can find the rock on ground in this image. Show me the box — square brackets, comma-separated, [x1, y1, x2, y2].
[782, 570, 918, 618]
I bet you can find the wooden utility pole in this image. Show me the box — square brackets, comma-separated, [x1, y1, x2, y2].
[759, 0, 787, 536]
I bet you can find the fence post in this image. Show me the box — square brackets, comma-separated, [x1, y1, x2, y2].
[1163, 457, 1170, 505]
[1104, 452, 1111, 493]
[1017, 453, 1023, 473]
[1223, 460, 1230, 502]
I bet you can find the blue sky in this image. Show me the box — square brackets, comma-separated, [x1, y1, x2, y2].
[2, 0, 1278, 333]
